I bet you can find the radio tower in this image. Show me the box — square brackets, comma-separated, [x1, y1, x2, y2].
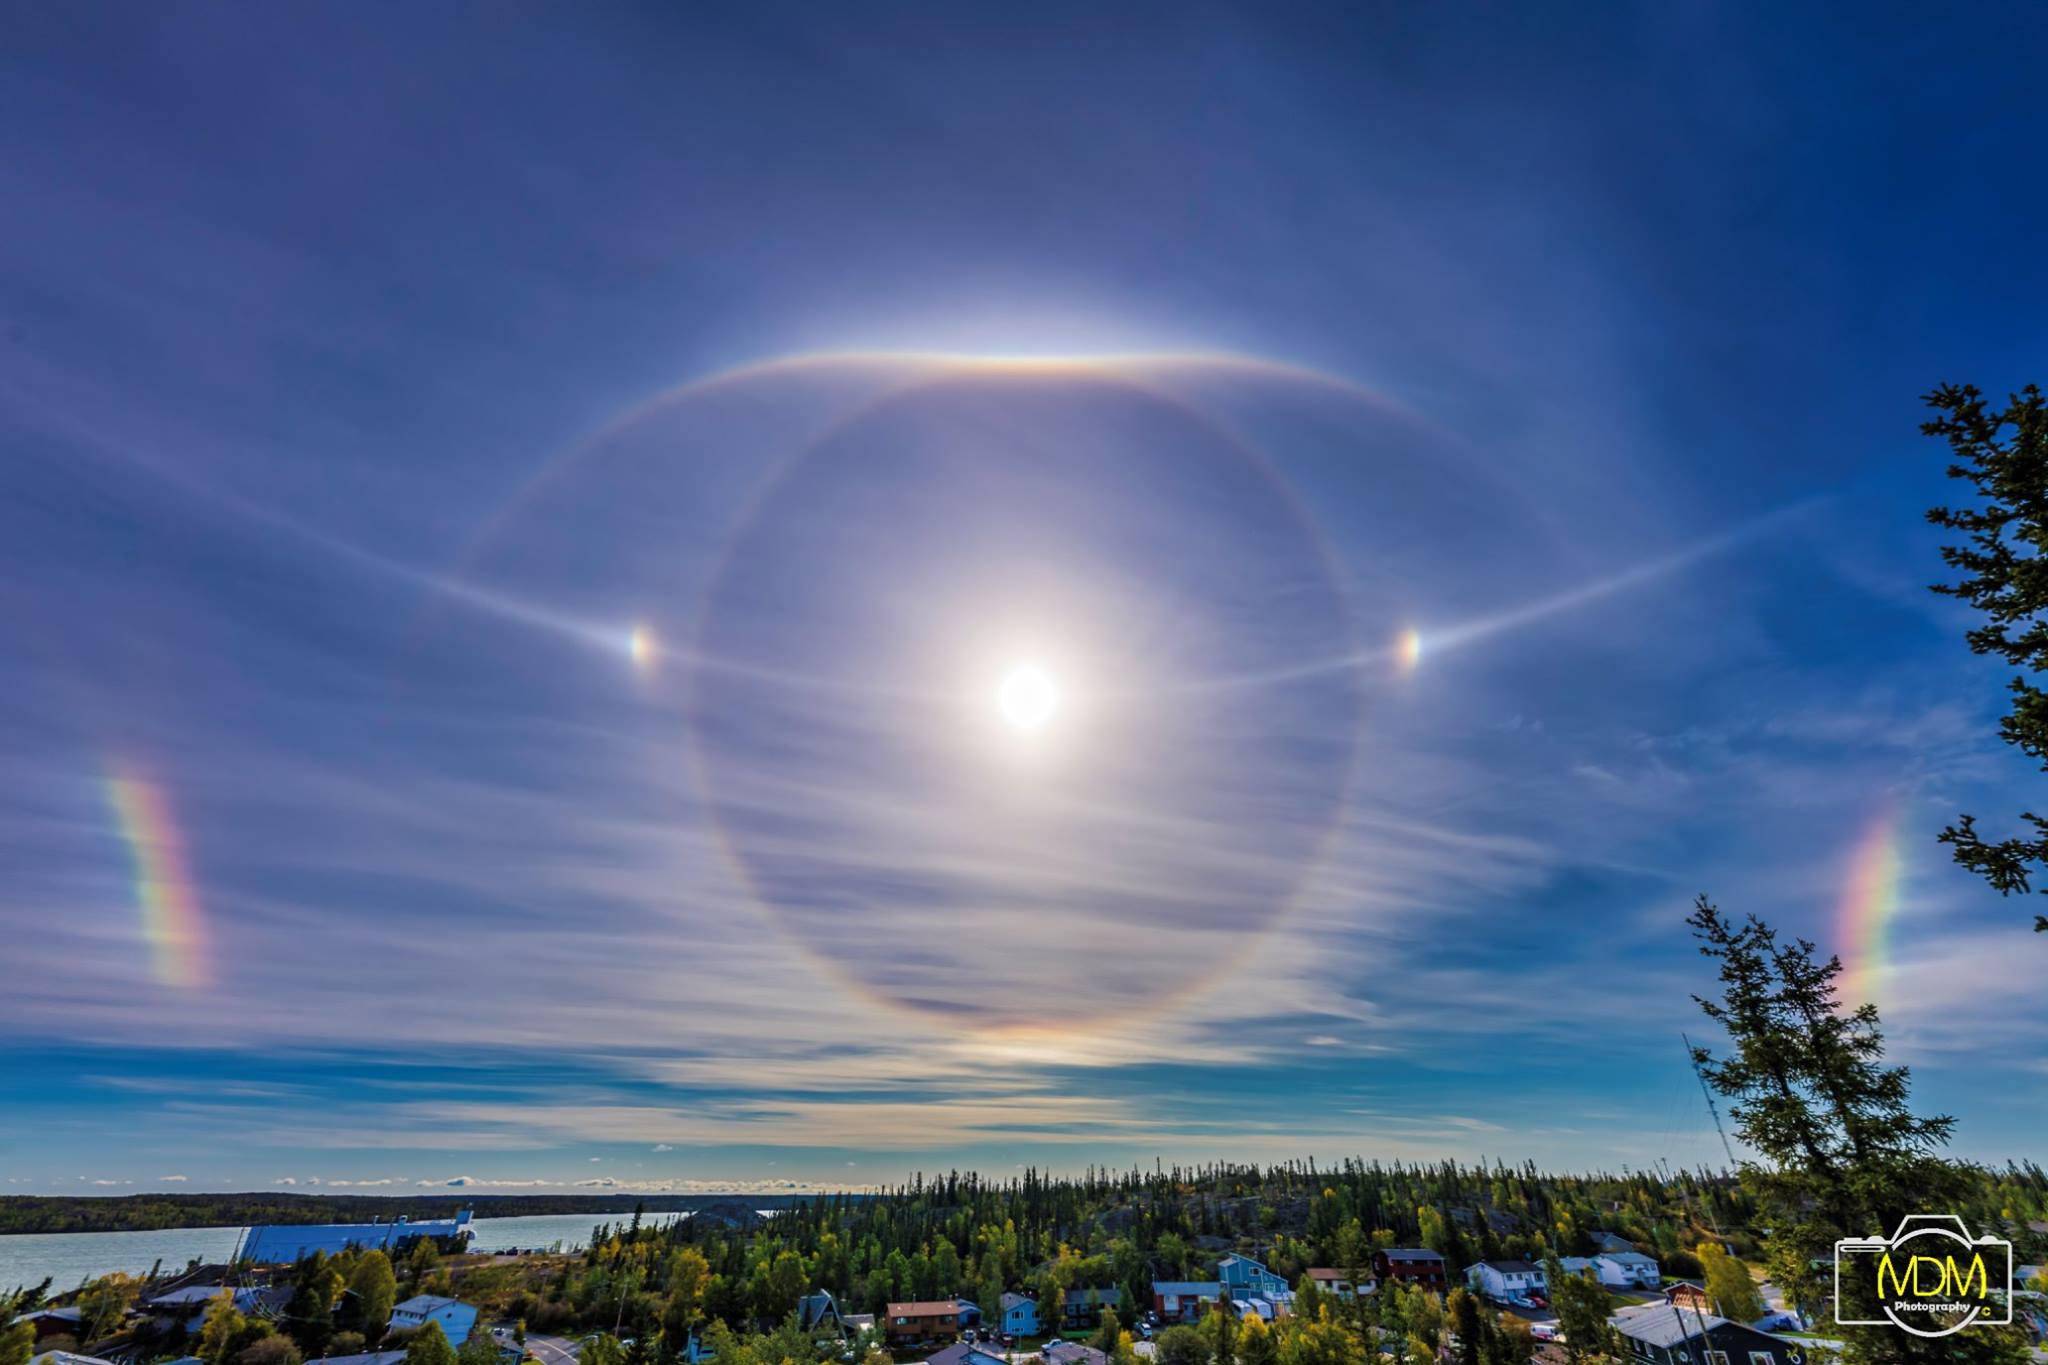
[1683, 1032, 1738, 1168]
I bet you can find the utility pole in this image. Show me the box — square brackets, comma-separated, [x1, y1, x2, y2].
[1682, 1033, 1737, 1168]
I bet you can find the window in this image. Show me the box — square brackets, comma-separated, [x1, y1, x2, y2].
[1705, 1352, 1731, 1365]
[1748, 1356, 1776, 1365]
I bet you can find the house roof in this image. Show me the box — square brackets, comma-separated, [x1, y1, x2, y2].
[1150, 1282, 1221, 1296]
[1043, 1345, 1109, 1365]
[921, 1346, 1006, 1365]
[307, 1353, 409, 1365]
[1611, 1308, 1732, 1348]
[392, 1296, 464, 1314]
[1063, 1288, 1120, 1307]
[887, 1300, 961, 1317]
[1596, 1251, 1659, 1267]
[146, 1288, 230, 1307]
[999, 1293, 1033, 1312]
[31, 1354, 120, 1365]
[1303, 1269, 1351, 1281]
[1379, 1248, 1442, 1262]
[14, 1308, 84, 1324]
[1475, 1260, 1542, 1274]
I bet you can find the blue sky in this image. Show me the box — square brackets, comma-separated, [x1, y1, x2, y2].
[3, 3, 2045, 1196]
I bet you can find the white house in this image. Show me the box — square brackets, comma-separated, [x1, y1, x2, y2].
[1593, 1252, 1660, 1289]
[388, 1297, 478, 1347]
[1466, 1260, 1548, 1303]
[1303, 1270, 1368, 1299]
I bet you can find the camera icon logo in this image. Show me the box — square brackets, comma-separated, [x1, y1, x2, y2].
[1834, 1214, 2012, 1339]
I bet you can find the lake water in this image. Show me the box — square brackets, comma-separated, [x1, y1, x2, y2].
[0, 1211, 703, 1293]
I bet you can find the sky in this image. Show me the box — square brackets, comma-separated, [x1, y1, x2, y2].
[2, 3, 2045, 1197]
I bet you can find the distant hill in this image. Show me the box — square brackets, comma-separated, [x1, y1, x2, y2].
[0, 1191, 835, 1235]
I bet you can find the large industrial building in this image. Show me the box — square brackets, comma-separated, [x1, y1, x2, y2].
[239, 1210, 472, 1264]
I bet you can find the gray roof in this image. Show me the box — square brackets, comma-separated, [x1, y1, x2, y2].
[1380, 1248, 1441, 1262]
[1475, 1260, 1542, 1274]
[1611, 1308, 1730, 1348]
[308, 1353, 409, 1365]
[1150, 1282, 1221, 1296]
[392, 1296, 464, 1314]
[922, 1347, 1007, 1365]
[1043, 1346, 1108, 1365]
[998, 1293, 1033, 1311]
[1596, 1251, 1660, 1267]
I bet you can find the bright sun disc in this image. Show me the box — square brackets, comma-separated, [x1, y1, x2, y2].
[997, 665, 1058, 731]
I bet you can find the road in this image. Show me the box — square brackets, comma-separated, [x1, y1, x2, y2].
[516, 1332, 583, 1365]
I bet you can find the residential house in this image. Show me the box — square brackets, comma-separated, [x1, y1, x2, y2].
[1467, 1260, 1548, 1304]
[29, 1353, 121, 1365]
[1150, 1283, 1221, 1324]
[1608, 1306, 1800, 1364]
[886, 1301, 967, 1346]
[1369, 1249, 1447, 1293]
[1303, 1270, 1366, 1299]
[306, 1353, 409, 1365]
[1060, 1288, 1122, 1331]
[997, 1293, 1038, 1337]
[797, 1293, 845, 1336]
[10, 1308, 84, 1344]
[387, 1296, 478, 1347]
[842, 1315, 876, 1337]
[1042, 1344, 1109, 1365]
[1591, 1231, 1635, 1255]
[1594, 1252, 1661, 1290]
[143, 1286, 287, 1335]
[1556, 1258, 1599, 1279]
[921, 1346, 1007, 1365]
[1216, 1256, 1288, 1300]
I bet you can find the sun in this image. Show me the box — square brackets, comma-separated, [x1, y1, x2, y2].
[996, 664, 1059, 731]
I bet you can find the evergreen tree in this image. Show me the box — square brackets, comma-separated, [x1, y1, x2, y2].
[1446, 1289, 1482, 1365]
[1924, 380, 2048, 930]
[1688, 896, 2031, 1363]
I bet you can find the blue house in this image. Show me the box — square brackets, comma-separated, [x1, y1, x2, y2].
[1216, 1256, 1288, 1300]
[997, 1294, 1039, 1337]
[388, 1297, 478, 1347]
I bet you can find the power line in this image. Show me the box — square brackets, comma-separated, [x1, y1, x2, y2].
[1682, 1033, 1737, 1169]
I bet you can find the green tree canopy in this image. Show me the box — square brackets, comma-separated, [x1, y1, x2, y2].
[347, 1251, 398, 1343]
[1924, 380, 2048, 930]
[1694, 1242, 1763, 1325]
[1153, 1323, 1210, 1365]
[404, 1322, 458, 1365]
